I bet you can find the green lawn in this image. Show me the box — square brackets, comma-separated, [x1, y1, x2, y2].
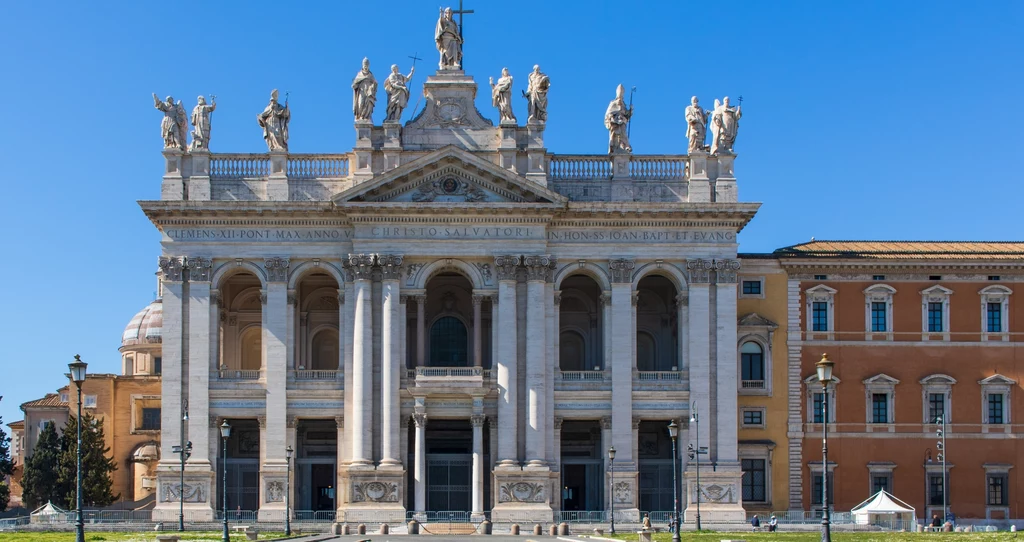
[608, 533, 1019, 542]
[0, 533, 285, 541]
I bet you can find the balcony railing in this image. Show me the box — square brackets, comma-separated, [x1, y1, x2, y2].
[742, 379, 766, 389]
[557, 370, 608, 381]
[291, 369, 341, 381]
[548, 154, 688, 181]
[217, 369, 262, 380]
[628, 155, 688, 180]
[634, 370, 683, 381]
[287, 154, 350, 180]
[209, 154, 270, 180]
[415, 367, 483, 377]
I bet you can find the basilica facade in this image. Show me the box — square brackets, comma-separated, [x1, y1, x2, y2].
[147, 25, 755, 522]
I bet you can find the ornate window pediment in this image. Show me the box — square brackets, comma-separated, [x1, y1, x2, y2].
[333, 146, 566, 205]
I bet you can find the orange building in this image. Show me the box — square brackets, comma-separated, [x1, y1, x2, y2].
[776, 241, 1024, 521]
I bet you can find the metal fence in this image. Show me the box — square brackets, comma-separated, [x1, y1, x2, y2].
[558, 510, 607, 523]
[293, 510, 336, 523]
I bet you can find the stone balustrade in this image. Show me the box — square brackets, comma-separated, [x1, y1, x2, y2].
[286, 154, 350, 180]
[209, 153, 271, 180]
[548, 154, 688, 181]
[217, 369, 262, 380]
[291, 369, 341, 380]
[557, 370, 608, 381]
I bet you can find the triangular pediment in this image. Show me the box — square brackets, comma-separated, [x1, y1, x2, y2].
[738, 312, 779, 329]
[333, 146, 567, 206]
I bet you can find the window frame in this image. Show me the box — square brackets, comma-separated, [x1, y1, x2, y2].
[982, 464, 1013, 518]
[863, 374, 899, 428]
[741, 458, 768, 503]
[920, 285, 953, 341]
[739, 276, 765, 299]
[805, 285, 837, 338]
[739, 442, 774, 506]
[867, 462, 896, 496]
[737, 316, 777, 397]
[741, 407, 766, 428]
[863, 284, 896, 340]
[919, 374, 956, 425]
[979, 285, 1012, 340]
[83, 395, 98, 409]
[804, 375, 839, 424]
[979, 374, 1015, 428]
[141, 407, 161, 431]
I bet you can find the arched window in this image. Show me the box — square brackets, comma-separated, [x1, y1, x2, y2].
[741, 342, 764, 382]
[310, 329, 339, 371]
[636, 332, 657, 371]
[559, 331, 586, 371]
[240, 326, 262, 370]
[430, 316, 468, 367]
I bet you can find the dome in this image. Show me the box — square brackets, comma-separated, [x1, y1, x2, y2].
[121, 299, 163, 347]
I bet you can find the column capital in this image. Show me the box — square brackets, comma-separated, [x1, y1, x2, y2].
[599, 292, 612, 306]
[675, 292, 689, 306]
[553, 291, 562, 306]
[412, 413, 428, 428]
[632, 416, 642, 430]
[210, 416, 224, 429]
[345, 254, 375, 280]
[186, 256, 213, 282]
[631, 292, 640, 306]
[686, 258, 714, 284]
[257, 415, 267, 428]
[471, 294, 485, 306]
[259, 290, 268, 305]
[411, 294, 427, 304]
[400, 415, 410, 429]
[494, 255, 521, 281]
[399, 294, 410, 304]
[600, 416, 612, 430]
[335, 415, 345, 428]
[470, 414, 486, 427]
[337, 289, 345, 305]
[377, 254, 405, 281]
[524, 255, 557, 282]
[287, 416, 298, 428]
[264, 257, 290, 282]
[159, 256, 185, 282]
[287, 289, 298, 306]
[714, 258, 741, 284]
[609, 258, 636, 283]
[554, 416, 564, 430]
[489, 293, 499, 305]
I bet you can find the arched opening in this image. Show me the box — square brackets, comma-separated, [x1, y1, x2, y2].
[635, 275, 679, 371]
[558, 275, 604, 371]
[218, 272, 263, 372]
[310, 329, 339, 371]
[297, 271, 341, 371]
[423, 272, 482, 367]
[430, 316, 468, 366]
[239, 326, 262, 371]
[740, 342, 764, 383]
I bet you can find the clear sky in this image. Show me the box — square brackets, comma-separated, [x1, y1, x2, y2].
[0, 1, 1021, 427]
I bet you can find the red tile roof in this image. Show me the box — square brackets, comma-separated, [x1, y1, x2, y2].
[774, 241, 1024, 260]
[20, 393, 68, 409]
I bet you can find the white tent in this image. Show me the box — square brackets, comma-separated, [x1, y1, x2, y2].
[851, 490, 916, 529]
[29, 501, 68, 524]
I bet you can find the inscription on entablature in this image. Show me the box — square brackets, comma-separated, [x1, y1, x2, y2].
[548, 229, 736, 243]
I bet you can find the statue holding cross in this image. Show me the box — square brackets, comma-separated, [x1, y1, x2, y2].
[435, 4, 471, 70]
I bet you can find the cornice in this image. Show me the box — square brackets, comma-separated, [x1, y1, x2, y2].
[779, 260, 1024, 272]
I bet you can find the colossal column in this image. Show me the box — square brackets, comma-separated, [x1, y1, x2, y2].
[472, 295, 484, 367]
[347, 254, 375, 465]
[714, 260, 741, 464]
[524, 255, 553, 468]
[471, 414, 486, 518]
[261, 257, 290, 520]
[155, 257, 185, 520]
[413, 413, 427, 513]
[186, 257, 213, 466]
[608, 259, 635, 465]
[379, 254, 404, 466]
[415, 295, 427, 367]
[494, 255, 520, 466]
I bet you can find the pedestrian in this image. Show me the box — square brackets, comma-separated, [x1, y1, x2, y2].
[769, 514, 778, 532]
[751, 514, 760, 531]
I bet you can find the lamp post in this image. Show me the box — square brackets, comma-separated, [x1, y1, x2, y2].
[687, 402, 705, 531]
[68, 355, 88, 542]
[816, 353, 835, 542]
[285, 445, 293, 536]
[171, 400, 191, 532]
[220, 421, 231, 542]
[667, 420, 680, 542]
[608, 445, 616, 534]
[935, 416, 947, 525]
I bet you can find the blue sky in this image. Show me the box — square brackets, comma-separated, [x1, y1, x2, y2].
[0, 1, 1021, 427]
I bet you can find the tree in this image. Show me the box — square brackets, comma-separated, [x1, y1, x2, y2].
[0, 415, 13, 511]
[21, 421, 61, 509]
[58, 413, 119, 508]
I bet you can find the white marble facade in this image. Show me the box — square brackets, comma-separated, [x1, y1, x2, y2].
[148, 66, 755, 523]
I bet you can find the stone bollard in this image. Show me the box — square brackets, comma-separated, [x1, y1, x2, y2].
[409, 520, 420, 535]
[534, 524, 543, 535]
[358, 523, 367, 534]
[915, 523, 923, 533]
[1011, 525, 1018, 533]
[342, 523, 351, 535]
[550, 524, 558, 536]
[558, 522, 570, 535]
[480, 520, 492, 535]
[511, 523, 520, 535]
[943, 523, 952, 532]
[245, 527, 259, 541]
[380, 523, 390, 534]
[594, 528, 605, 535]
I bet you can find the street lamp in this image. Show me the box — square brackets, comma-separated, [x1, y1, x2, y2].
[285, 445, 293, 536]
[608, 445, 616, 534]
[688, 402, 705, 531]
[68, 355, 88, 542]
[171, 400, 191, 532]
[935, 416, 947, 525]
[667, 420, 680, 542]
[220, 421, 231, 542]
[816, 353, 835, 542]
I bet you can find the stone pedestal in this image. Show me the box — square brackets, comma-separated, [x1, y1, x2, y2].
[257, 465, 288, 521]
[609, 468, 640, 523]
[526, 123, 547, 185]
[353, 121, 375, 182]
[499, 121, 518, 173]
[161, 148, 184, 200]
[401, 71, 495, 151]
[688, 151, 711, 202]
[337, 465, 407, 523]
[266, 151, 288, 201]
[683, 466, 746, 523]
[188, 149, 211, 201]
[152, 467, 215, 521]
[713, 154, 737, 202]
[383, 122, 402, 171]
[490, 467, 554, 523]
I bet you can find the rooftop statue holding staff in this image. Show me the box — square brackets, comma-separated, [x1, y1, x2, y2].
[384, 64, 415, 123]
[684, 96, 708, 153]
[435, 7, 462, 70]
[524, 65, 550, 124]
[489, 68, 516, 123]
[257, 89, 290, 152]
[710, 96, 742, 154]
[152, 94, 187, 151]
[190, 95, 217, 151]
[352, 58, 378, 122]
[604, 84, 633, 154]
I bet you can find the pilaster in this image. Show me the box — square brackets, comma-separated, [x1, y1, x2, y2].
[347, 254, 375, 466]
[523, 255, 553, 469]
[186, 257, 213, 468]
[608, 258, 635, 466]
[494, 255, 520, 467]
[161, 149, 184, 200]
[260, 257, 289, 519]
[379, 254, 403, 467]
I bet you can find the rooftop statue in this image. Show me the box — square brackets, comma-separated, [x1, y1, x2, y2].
[190, 95, 217, 151]
[604, 84, 633, 154]
[257, 89, 290, 152]
[152, 94, 187, 151]
[384, 64, 415, 123]
[489, 68, 516, 124]
[524, 65, 550, 124]
[710, 96, 741, 155]
[352, 58, 378, 122]
[435, 7, 462, 70]
[684, 96, 708, 153]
